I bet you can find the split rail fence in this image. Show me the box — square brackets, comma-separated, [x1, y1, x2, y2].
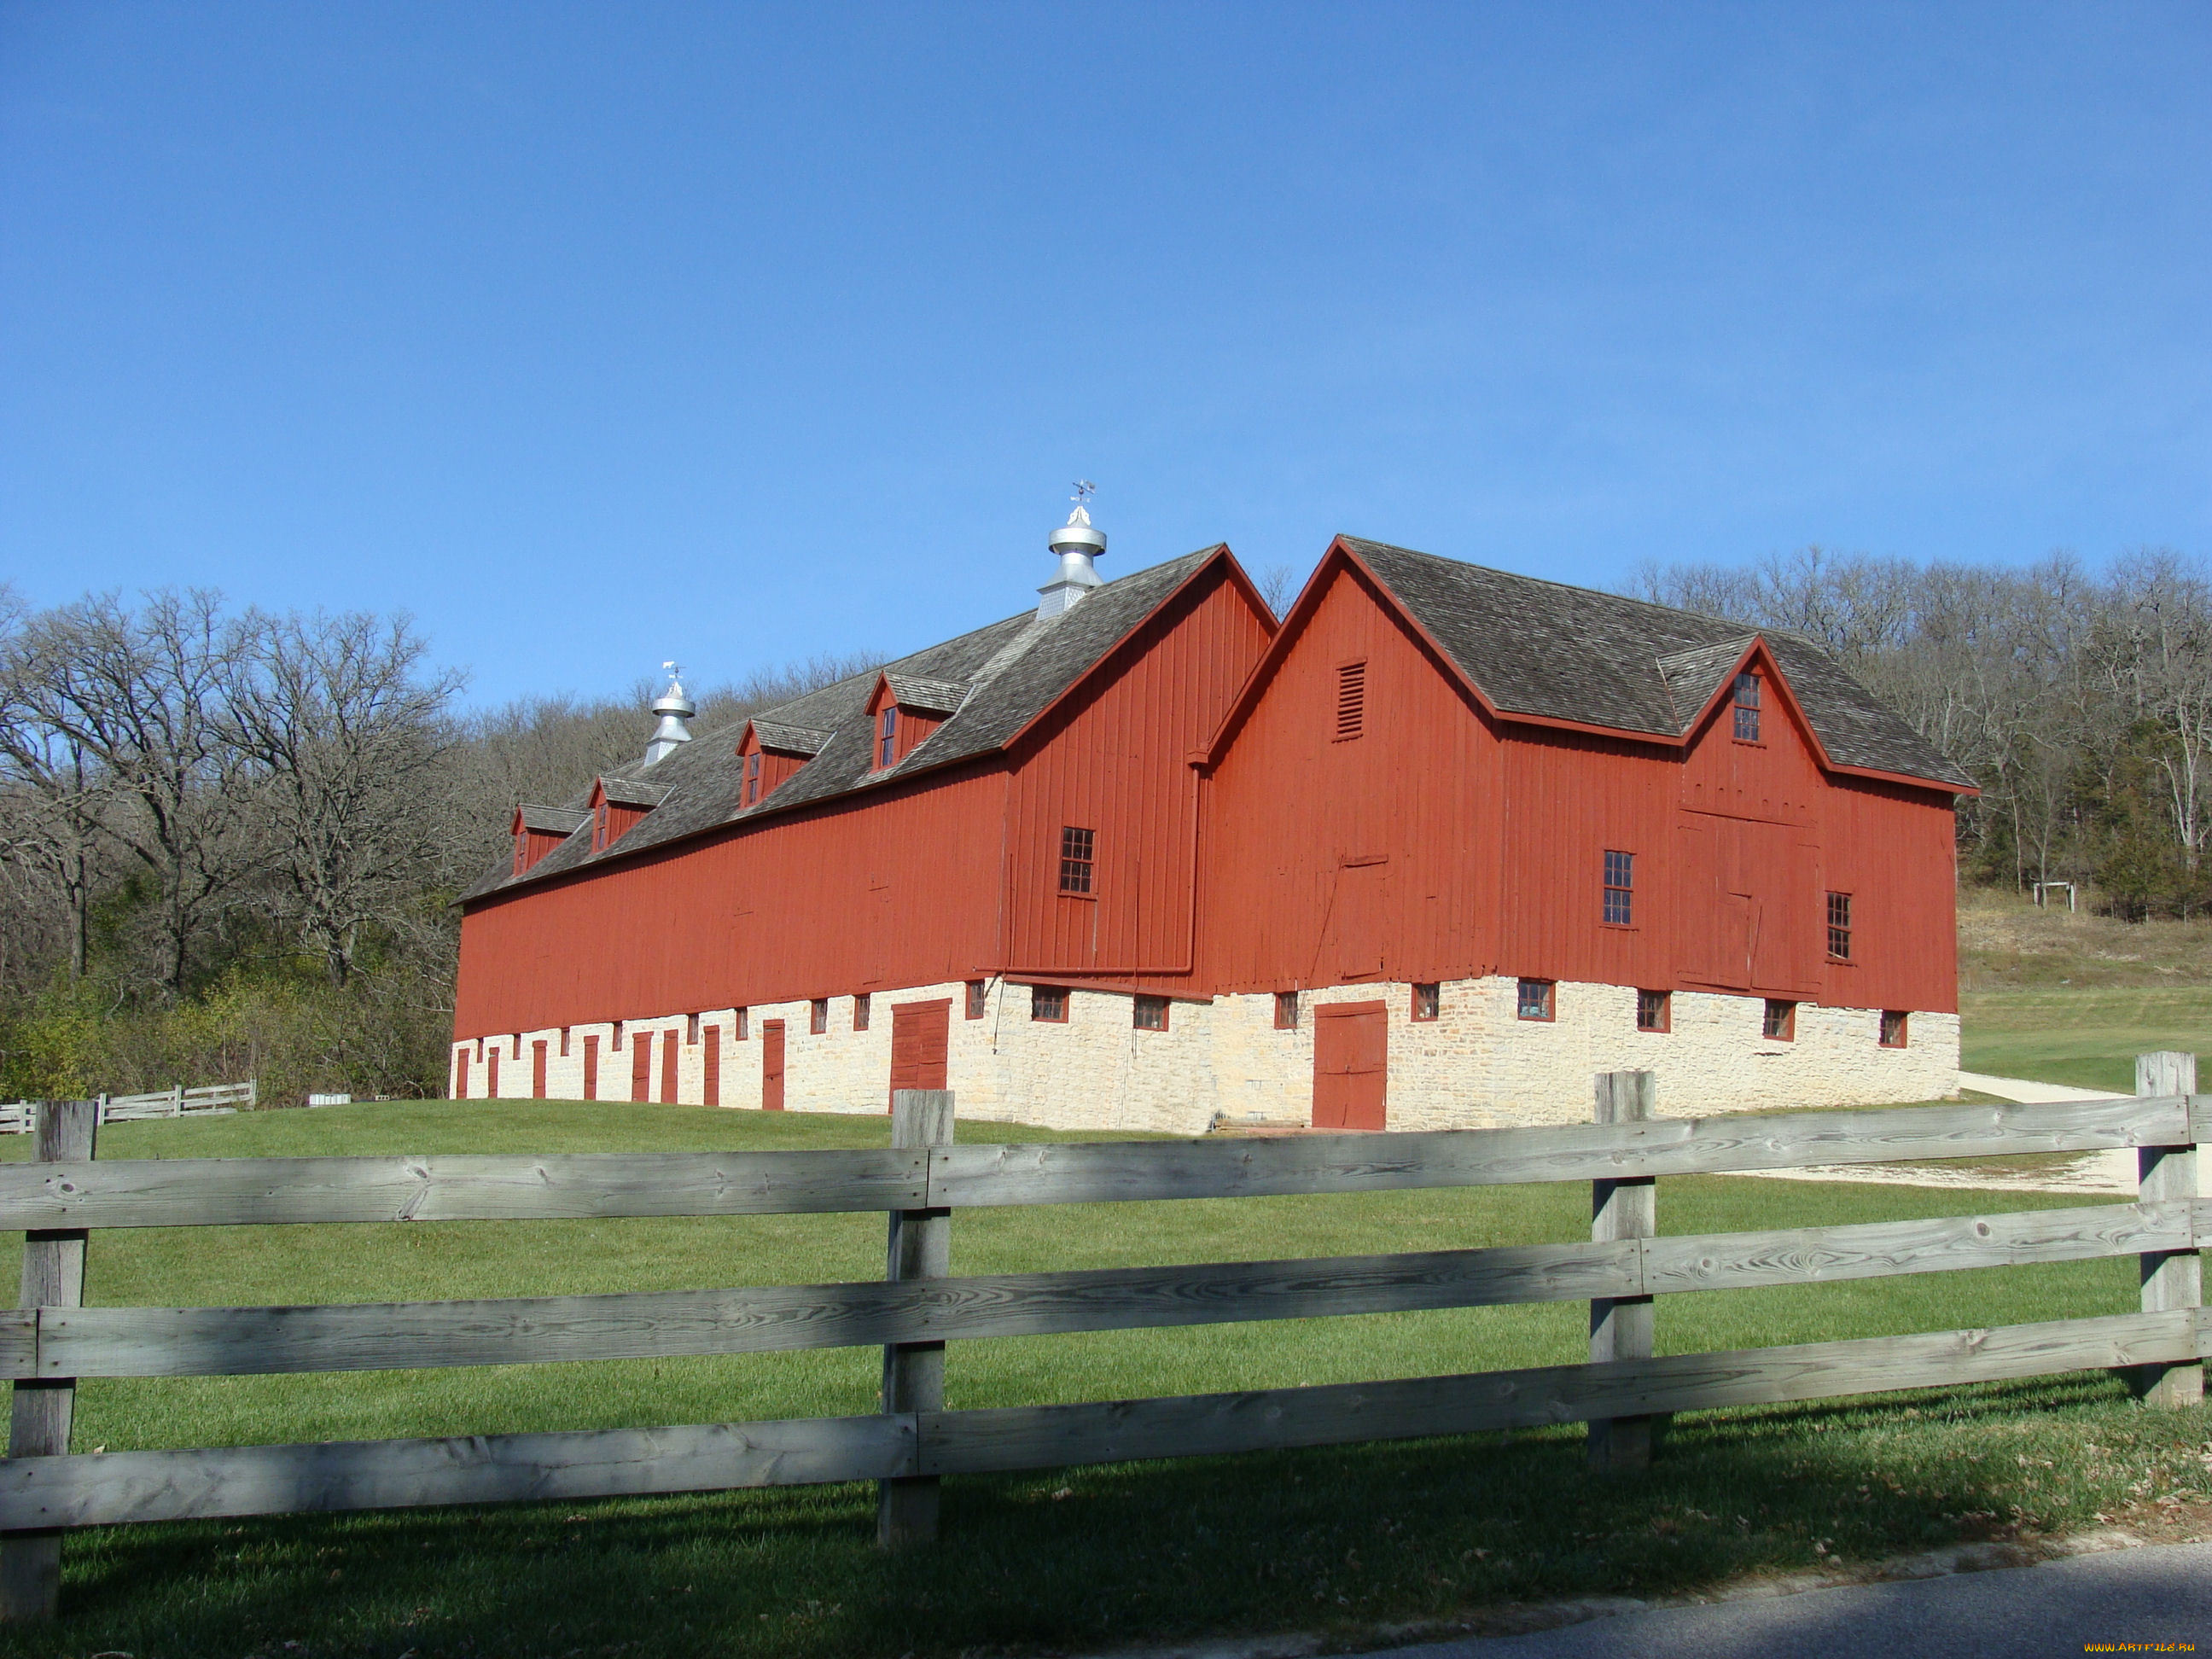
[0, 1081, 254, 1136]
[0, 1056, 2203, 1621]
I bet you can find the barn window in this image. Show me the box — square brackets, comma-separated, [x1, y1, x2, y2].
[686, 1013, 700, 1045]
[810, 998, 829, 1035]
[1411, 982, 1440, 1022]
[1516, 978, 1555, 1021]
[1336, 661, 1367, 741]
[559, 1027, 571, 1057]
[1133, 994, 1170, 1032]
[1880, 1010, 1910, 1048]
[743, 752, 762, 806]
[1031, 985, 1068, 1023]
[1763, 998, 1796, 1041]
[965, 980, 987, 1020]
[1059, 826, 1096, 894]
[1274, 991, 1300, 1030]
[1603, 850, 1634, 926]
[610, 1022, 622, 1051]
[735, 1007, 749, 1040]
[877, 707, 898, 770]
[1636, 989, 1671, 1033]
[1826, 891, 1852, 960]
[853, 992, 870, 1032]
[1732, 672, 1761, 742]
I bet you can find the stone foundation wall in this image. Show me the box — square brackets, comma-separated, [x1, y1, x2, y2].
[452, 975, 1959, 1126]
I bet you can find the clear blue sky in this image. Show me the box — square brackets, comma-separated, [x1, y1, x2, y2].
[3, 3, 2205, 707]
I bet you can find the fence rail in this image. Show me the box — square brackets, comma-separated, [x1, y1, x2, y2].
[0, 1082, 255, 1136]
[0, 1058, 2203, 1621]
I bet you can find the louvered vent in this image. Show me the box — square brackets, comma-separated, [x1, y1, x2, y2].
[1335, 661, 1367, 741]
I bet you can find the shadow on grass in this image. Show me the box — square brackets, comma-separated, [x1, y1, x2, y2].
[12, 1372, 2203, 1659]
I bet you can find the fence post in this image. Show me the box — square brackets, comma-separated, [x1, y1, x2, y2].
[2133, 1051, 2201, 1408]
[2, 1098, 98, 1621]
[880, 1087, 953, 1548]
[1589, 1069, 1656, 1473]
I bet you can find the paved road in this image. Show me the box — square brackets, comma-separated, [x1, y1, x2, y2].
[1379, 1540, 2212, 1658]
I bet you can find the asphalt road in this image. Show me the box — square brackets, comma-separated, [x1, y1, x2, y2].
[1380, 1540, 2211, 1658]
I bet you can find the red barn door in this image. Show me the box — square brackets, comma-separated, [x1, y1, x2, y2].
[486, 1048, 501, 1099]
[630, 1036, 650, 1103]
[454, 1049, 469, 1100]
[702, 1027, 720, 1107]
[888, 998, 951, 1111]
[1313, 1001, 1388, 1130]
[661, 1031, 679, 1103]
[582, 1034, 599, 1100]
[532, 1040, 548, 1099]
[761, 1019, 786, 1110]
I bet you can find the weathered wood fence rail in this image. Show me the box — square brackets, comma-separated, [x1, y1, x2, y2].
[0, 1059, 2203, 1620]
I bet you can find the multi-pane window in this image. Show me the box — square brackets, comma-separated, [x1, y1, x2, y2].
[1826, 892, 1852, 960]
[1031, 985, 1068, 1022]
[1273, 991, 1300, 1030]
[1732, 672, 1761, 742]
[1636, 989, 1670, 1033]
[1336, 661, 1367, 741]
[853, 993, 870, 1032]
[965, 980, 987, 1020]
[743, 752, 762, 805]
[1603, 850, 1634, 926]
[877, 707, 898, 769]
[1059, 826, 1096, 894]
[1762, 998, 1796, 1041]
[1411, 982, 1441, 1022]
[810, 998, 829, 1035]
[1880, 1010, 1909, 1048]
[1133, 994, 1170, 1032]
[1516, 978, 1555, 1021]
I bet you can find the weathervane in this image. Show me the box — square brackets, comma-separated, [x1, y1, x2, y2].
[1071, 480, 1097, 509]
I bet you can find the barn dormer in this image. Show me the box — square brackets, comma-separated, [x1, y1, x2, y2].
[511, 804, 588, 875]
[736, 719, 832, 808]
[864, 674, 967, 773]
[588, 777, 671, 852]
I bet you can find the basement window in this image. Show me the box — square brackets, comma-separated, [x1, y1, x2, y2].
[1636, 989, 1671, 1033]
[686, 1013, 701, 1045]
[1763, 998, 1796, 1041]
[559, 1027, 570, 1057]
[1411, 982, 1440, 1022]
[1336, 661, 1367, 742]
[1516, 978, 1555, 1022]
[1133, 994, 1170, 1033]
[1880, 1010, 1910, 1048]
[810, 998, 829, 1035]
[735, 1007, 749, 1041]
[1274, 991, 1300, 1030]
[610, 1022, 623, 1052]
[853, 993, 870, 1033]
[1826, 892, 1853, 961]
[1604, 850, 1634, 927]
[965, 980, 987, 1020]
[1059, 826, 1096, 894]
[1732, 672, 1761, 742]
[1031, 985, 1068, 1023]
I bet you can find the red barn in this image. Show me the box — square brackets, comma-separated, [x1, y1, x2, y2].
[452, 519, 1972, 1129]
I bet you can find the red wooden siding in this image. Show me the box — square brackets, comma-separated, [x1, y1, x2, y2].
[888, 998, 951, 1109]
[1313, 1001, 1387, 1129]
[1001, 563, 1273, 987]
[514, 829, 567, 875]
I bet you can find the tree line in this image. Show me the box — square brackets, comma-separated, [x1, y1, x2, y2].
[0, 584, 871, 1103]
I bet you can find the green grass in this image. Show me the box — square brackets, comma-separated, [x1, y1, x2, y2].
[1960, 987, 2212, 1091]
[1, 1099, 2202, 1659]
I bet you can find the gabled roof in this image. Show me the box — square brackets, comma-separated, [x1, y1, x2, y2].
[1213, 537, 1975, 791]
[748, 720, 835, 756]
[881, 673, 969, 715]
[462, 544, 1243, 903]
[513, 804, 590, 835]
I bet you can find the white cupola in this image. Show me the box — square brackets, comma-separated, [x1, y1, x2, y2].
[1037, 481, 1107, 619]
[643, 661, 696, 765]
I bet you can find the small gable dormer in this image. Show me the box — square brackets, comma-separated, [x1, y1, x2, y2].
[736, 719, 832, 809]
[588, 777, 671, 853]
[511, 804, 588, 875]
[864, 674, 966, 773]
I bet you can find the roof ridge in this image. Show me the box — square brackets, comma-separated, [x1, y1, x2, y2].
[1340, 537, 1756, 633]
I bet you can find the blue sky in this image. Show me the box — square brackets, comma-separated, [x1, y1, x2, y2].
[3, 3, 2205, 707]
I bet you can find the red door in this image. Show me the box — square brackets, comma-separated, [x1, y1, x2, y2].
[888, 999, 951, 1111]
[486, 1048, 501, 1099]
[532, 1040, 548, 1099]
[1313, 1001, 1388, 1130]
[454, 1049, 470, 1100]
[661, 1031, 680, 1104]
[630, 1035, 651, 1103]
[582, 1034, 599, 1101]
[703, 1026, 721, 1107]
[761, 1020, 786, 1111]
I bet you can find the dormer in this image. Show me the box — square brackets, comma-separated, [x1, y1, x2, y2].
[736, 719, 832, 809]
[587, 777, 671, 853]
[511, 804, 588, 875]
[864, 674, 966, 773]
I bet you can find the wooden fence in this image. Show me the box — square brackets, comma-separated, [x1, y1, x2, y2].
[0, 1056, 2203, 1620]
[0, 1082, 255, 1136]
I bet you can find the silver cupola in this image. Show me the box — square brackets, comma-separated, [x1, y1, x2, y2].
[1036, 480, 1107, 619]
[643, 661, 696, 765]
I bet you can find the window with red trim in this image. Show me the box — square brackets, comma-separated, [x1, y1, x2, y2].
[1274, 991, 1299, 1030]
[1516, 978, 1555, 1021]
[1411, 982, 1440, 1022]
[1604, 851, 1634, 926]
[1732, 672, 1761, 742]
[1636, 990, 1670, 1033]
[877, 707, 898, 769]
[1880, 1010, 1909, 1048]
[965, 981, 987, 1020]
[1763, 998, 1796, 1041]
[1059, 826, 1095, 894]
[1031, 985, 1068, 1022]
[1133, 994, 1169, 1032]
[810, 998, 829, 1035]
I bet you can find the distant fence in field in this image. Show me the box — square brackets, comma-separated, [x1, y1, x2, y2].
[0, 1081, 255, 1137]
[0, 1056, 2201, 1620]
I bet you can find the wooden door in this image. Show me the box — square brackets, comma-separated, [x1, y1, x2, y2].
[1312, 1001, 1388, 1130]
[582, 1034, 599, 1101]
[532, 1040, 548, 1099]
[888, 998, 952, 1111]
[761, 1020, 786, 1111]
[486, 1048, 501, 1099]
[630, 1036, 650, 1103]
[702, 1026, 720, 1107]
[454, 1050, 469, 1100]
[661, 1031, 680, 1103]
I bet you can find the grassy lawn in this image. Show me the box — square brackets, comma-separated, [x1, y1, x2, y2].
[1959, 987, 2212, 1092]
[0, 1097, 2201, 1658]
